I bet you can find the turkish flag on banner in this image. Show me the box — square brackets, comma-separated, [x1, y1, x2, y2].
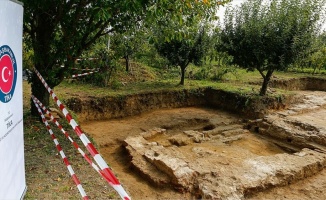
[0, 54, 15, 94]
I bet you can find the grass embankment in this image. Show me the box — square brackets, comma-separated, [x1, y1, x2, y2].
[56, 68, 305, 99]
[23, 65, 324, 199]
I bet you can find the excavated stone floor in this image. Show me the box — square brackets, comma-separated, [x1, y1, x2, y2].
[80, 89, 326, 199]
[249, 91, 326, 152]
[122, 91, 326, 199]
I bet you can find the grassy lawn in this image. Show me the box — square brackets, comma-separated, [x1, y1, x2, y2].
[54, 68, 310, 101]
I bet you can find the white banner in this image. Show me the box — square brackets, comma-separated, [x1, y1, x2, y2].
[0, 0, 26, 199]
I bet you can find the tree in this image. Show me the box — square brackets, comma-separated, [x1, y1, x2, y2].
[110, 27, 146, 72]
[23, 0, 230, 115]
[155, 24, 209, 85]
[310, 47, 326, 73]
[219, 0, 326, 95]
[294, 33, 326, 73]
[23, 0, 148, 114]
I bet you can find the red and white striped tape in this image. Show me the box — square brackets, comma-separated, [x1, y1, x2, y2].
[71, 68, 99, 72]
[32, 98, 89, 200]
[32, 95, 102, 175]
[71, 71, 98, 78]
[33, 68, 131, 200]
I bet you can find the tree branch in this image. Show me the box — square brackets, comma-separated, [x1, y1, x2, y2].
[257, 67, 266, 79]
[83, 21, 110, 49]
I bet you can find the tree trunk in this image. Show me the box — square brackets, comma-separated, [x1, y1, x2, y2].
[179, 66, 186, 85]
[30, 13, 55, 116]
[30, 71, 50, 116]
[125, 54, 130, 72]
[259, 69, 274, 96]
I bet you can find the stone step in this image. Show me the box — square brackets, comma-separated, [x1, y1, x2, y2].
[123, 136, 171, 186]
[248, 116, 326, 149]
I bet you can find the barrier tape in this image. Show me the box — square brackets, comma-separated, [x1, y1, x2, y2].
[32, 98, 89, 200]
[33, 68, 131, 200]
[71, 71, 98, 78]
[71, 68, 99, 72]
[32, 95, 102, 175]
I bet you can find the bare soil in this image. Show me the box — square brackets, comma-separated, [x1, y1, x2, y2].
[81, 102, 326, 199]
[81, 107, 217, 199]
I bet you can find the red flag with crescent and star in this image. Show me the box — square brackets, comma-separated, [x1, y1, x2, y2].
[0, 45, 17, 103]
[0, 54, 14, 94]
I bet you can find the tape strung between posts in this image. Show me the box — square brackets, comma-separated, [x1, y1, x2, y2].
[32, 95, 103, 177]
[72, 71, 98, 78]
[71, 68, 99, 71]
[33, 68, 131, 200]
[32, 98, 89, 200]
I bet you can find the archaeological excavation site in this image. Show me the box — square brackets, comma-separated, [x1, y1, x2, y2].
[69, 77, 326, 199]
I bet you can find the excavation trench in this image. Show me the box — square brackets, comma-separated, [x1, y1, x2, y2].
[78, 77, 326, 199]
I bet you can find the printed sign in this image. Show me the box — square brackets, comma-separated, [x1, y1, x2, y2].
[0, 1, 26, 199]
[0, 45, 17, 103]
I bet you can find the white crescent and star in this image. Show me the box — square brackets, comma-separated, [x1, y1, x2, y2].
[0, 47, 17, 102]
[1, 66, 9, 83]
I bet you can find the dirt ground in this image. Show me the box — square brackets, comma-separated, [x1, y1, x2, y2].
[81, 106, 326, 199]
[81, 107, 215, 199]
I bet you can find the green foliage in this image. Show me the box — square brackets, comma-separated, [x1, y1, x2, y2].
[23, 42, 34, 70]
[310, 47, 326, 73]
[155, 24, 210, 85]
[219, 0, 326, 95]
[291, 33, 326, 73]
[108, 25, 150, 72]
[193, 67, 210, 80]
[109, 79, 122, 90]
[211, 65, 238, 81]
[76, 48, 118, 87]
[23, 0, 230, 114]
[190, 64, 238, 81]
[135, 46, 170, 69]
[146, 0, 231, 42]
[23, 0, 230, 84]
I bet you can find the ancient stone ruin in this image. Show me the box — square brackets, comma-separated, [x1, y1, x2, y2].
[123, 91, 326, 199]
[78, 77, 326, 199]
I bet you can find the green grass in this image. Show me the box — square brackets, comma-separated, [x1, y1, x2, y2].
[288, 67, 326, 75]
[23, 81, 119, 199]
[55, 67, 305, 100]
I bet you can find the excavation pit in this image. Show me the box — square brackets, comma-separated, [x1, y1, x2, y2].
[81, 105, 326, 199]
[124, 125, 325, 199]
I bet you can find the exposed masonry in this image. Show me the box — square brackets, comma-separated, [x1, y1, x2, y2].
[122, 82, 326, 199]
[124, 127, 326, 199]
